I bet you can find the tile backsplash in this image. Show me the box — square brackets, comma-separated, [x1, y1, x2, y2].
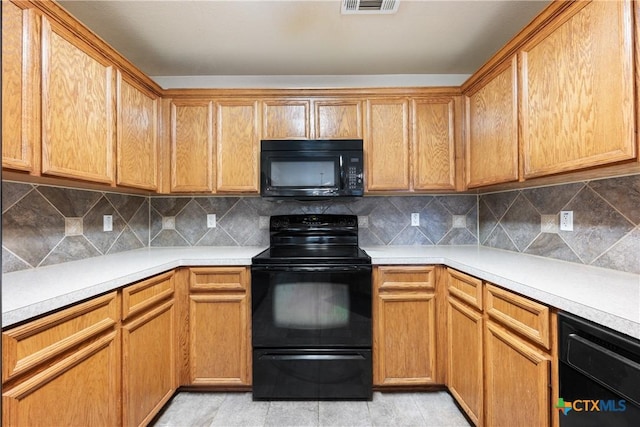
[2, 173, 639, 274]
[479, 174, 640, 274]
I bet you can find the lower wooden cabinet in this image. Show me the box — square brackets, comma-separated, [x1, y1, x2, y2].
[2, 293, 121, 427]
[121, 271, 177, 427]
[484, 321, 552, 427]
[188, 267, 251, 386]
[445, 268, 556, 427]
[446, 268, 484, 425]
[373, 265, 438, 386]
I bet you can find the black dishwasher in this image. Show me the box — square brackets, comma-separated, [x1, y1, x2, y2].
[558, 312, 640, 426]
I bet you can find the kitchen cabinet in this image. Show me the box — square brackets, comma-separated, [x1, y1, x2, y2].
[365, 98, 411, 191]
[446, 268, 483, 426]
[216, 100, 260, 193]
[262, 99, 310, 139]
[2, 292, 120, 427]
[40, 16, 116, 184]
[188, 267, 251, 386]
[116, 72, 159, 190]
[464, 56, 518, 188]
[169, 99, 215, 192]
[2, 1, 39, 173]
[121, 271, 177, 426]
[520, 0, 635, 178]
[412, 97, 458, 191]
[483, 283, 554, 427]
[314, 99, 363, 139]
[373, 266, 437, 386]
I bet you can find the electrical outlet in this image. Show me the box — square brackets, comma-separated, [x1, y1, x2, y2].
[207, 214, 216, 228]
[411, 213, 420, 226]
[103, 215, 113, 232]
[560, 211, 573, 231]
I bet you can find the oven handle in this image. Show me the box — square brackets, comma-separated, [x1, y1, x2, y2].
[258, 353, 367, 361]
[251, 265, 371, 273]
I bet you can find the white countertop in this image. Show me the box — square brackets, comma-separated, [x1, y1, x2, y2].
[3, 245, 639, 340]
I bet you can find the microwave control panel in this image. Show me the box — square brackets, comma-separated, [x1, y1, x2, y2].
[345, 156, 364, 191]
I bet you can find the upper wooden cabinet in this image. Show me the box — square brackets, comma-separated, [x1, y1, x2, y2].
[520, 0, 636, 178]
[464, 57, 519, 188]
[262, 100, 310, 139]
[365, 98, 411, 191]
[41, 17, 116, 184]
[412, 97, 458, 191]
[169, 100, 214, 192]
[2, 1, 39, 173]
[216, 100, 260, 193]
[315, 99, 362, 139]
[117, 72, 159, 190]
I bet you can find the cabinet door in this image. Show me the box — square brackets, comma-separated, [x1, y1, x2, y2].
[216, 100, 260, 193]
[122, 300, 176, 427]
[170, 100, 214, 192]
[41, 17, 115, 184]
[117, 72, 159, 190]
[189, 267, 251, 386]
[485, 321, 551, 427]
[465, 57, 518, 188]
[412, 98, 456, 190]
[365, 98, 410, 191]
[262, 100, 310, 139]
[373, 266, 436, 386]
[447, 297, 483, 426]
[2, 2, 39, 172]
[2, 293, 120, 427]
[520, 0, 635, 178]
[314, 100, 362, 139]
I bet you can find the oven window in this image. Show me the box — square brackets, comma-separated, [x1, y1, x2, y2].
[271, 161, 335, 187]
[273, 282, 349, 329]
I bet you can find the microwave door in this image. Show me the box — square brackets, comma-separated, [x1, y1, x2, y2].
[265, 157, 340, 195]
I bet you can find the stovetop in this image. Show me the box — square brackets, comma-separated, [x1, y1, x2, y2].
[252, 214, 370, 265]
[252, 245, 371, 265]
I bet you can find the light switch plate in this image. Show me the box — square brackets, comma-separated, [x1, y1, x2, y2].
[207, 214, 216, 228]
[103, 215, 113, 232]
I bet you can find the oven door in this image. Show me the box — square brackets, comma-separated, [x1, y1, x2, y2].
[251, 264, 372, 348]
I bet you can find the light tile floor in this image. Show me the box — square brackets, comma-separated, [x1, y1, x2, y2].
[152, 391, 472, 427]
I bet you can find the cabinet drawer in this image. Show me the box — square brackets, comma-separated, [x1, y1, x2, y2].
[447, 268, 483, 310]
[189, 267, 248, 292]
[121, 271, 174, 321]
[484, 284, 550, 349]
[375, 266, 435, 292]
[2, 292, 119, 382]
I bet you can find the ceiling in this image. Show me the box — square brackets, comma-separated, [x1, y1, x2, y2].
[58, 0, 551, 88]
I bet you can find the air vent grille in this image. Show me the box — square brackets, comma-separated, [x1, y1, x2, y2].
[341, 0, 400, 15]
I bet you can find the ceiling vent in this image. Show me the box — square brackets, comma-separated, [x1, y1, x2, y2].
[341, 0, 400, 15]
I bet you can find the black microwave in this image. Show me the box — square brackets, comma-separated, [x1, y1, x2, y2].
[260, 139, 364, 199]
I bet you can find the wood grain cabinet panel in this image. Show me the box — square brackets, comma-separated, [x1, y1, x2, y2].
[262, 100, 309, 139]
[520, 0, 636, 178]
[170, 100, 214, 192]
[447, 297, 483, 426]
[484, 321, 551, 427]
[365, 98, 410, 191]
[41, 17, 115, 184]
[465, 57, 518, 188]
[373, 266, 437, 386]
[314, 100, 362, 139]
[2, 292, 120, 427]
[122, 299, 176, 427]
[412, 98, 457, 190]
[2, 1, 39, 173]
[189, 267, 251, 386]
[216, 100, 260, 193]
[116, 72, 159, 190]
